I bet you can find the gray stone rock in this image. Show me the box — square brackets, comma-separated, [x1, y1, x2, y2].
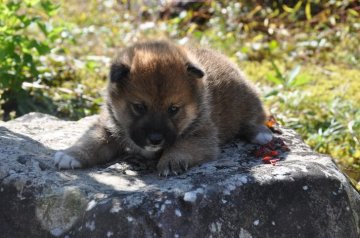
[0, 112, 359, 238]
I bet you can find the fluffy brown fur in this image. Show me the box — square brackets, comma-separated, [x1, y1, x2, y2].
[54, 40, 272, 176]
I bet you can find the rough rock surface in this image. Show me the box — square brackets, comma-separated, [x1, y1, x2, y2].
[0, 112, 359, 238]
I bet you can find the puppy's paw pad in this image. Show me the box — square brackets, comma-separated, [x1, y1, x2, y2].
[252, 131, 273, 145]
[54, 151, 82, 169]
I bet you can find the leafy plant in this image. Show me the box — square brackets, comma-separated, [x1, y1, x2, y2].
[266, 62, 311, 90]
[0, 0, 64, 120]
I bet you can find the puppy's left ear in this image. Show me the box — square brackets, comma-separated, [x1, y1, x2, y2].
[186, 63, 204, 78]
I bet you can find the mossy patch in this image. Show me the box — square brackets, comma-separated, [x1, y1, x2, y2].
[36, 187, 87, 236]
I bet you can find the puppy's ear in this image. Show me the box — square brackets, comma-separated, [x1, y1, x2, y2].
[110, 63, 130, 83]
[186, 63, 204, 78]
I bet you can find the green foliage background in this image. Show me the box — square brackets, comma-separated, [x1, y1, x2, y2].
[0, 0, 359, 189]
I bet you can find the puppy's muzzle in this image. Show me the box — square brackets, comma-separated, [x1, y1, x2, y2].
[144, 132, 164, 152]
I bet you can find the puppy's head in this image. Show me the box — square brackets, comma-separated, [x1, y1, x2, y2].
[107, 41, 206, 152]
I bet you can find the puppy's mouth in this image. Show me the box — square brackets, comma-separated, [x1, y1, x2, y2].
[144, 145, 163, 152]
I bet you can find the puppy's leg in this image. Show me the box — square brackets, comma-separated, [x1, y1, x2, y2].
[54, 123, 119, 169]
[157, 127, 219, 176]
[238, 123, 272, 145]
[251, 124, 273, 145]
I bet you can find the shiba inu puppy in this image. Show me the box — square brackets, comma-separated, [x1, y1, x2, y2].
[54, 40, 272, 176]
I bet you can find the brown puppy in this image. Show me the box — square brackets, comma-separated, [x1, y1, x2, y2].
[54, 40, 272, 176]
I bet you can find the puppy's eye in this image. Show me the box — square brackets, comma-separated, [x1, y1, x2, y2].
[168, 105, 180, 116]
[132, 103, 147, 115]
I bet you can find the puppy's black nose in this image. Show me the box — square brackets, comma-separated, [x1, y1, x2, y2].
[148, 133, 164, 145]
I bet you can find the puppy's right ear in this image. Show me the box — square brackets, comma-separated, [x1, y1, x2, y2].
[110, 63, 130, 83]
[186, 63, 204, 78]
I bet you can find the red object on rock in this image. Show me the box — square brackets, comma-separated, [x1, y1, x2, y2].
[270, 158, 280, 166]
[262, 156, 272, 163]
[253, 136, 290, 165]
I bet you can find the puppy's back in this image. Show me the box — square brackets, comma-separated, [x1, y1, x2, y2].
[189, 48, 267, 143]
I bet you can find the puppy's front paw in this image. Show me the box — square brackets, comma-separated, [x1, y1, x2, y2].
[157, 152, 191, 177]
[54, 151, 83, 169]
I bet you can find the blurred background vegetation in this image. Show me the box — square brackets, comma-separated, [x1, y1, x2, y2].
[0, 0, 359, 189]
